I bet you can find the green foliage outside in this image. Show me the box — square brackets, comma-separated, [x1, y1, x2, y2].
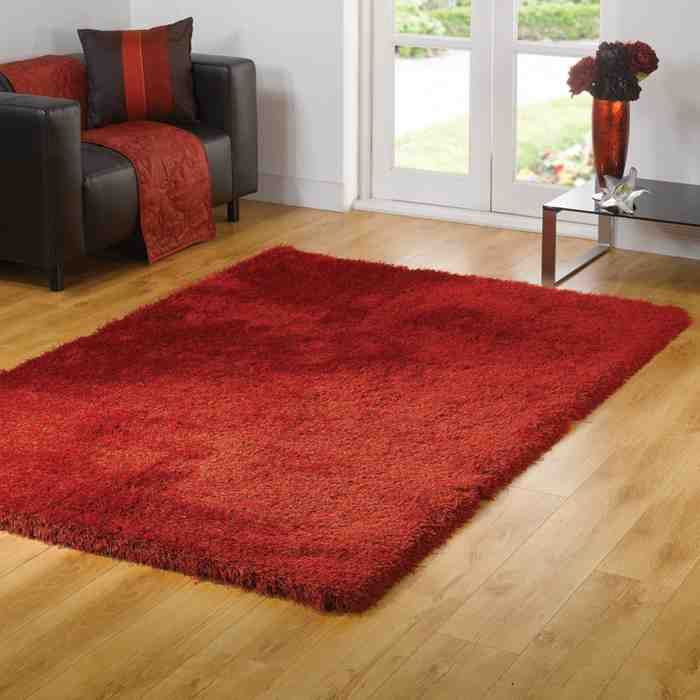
[518, 0, 600, 42]
[396, 0, 599, 56]
[396, 97, 593, 185]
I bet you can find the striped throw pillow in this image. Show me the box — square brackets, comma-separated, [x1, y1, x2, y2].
[78, 17, 197, 129]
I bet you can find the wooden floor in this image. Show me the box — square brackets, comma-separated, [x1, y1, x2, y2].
[1, 200, 700, 699]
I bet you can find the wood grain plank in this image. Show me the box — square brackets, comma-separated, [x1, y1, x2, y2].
[601, 558, 700, 699]
[440, 434, 697, 654]
[30, 581, 260, 700]
[253, 598, 459, 700]
[144, 598, 329, 700]
[429, 643, 518, 700]
[486, 571, 673, 699]
[599, 435, 700, 590]
[0, 547, 116, 639]
[0, 564, 188, 699]
[0, 534, 50, 579]
[370, 632, 472, 700]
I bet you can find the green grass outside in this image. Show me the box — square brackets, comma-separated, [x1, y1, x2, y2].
[395, 115, 471, 174]
[395, 96, 592, 180]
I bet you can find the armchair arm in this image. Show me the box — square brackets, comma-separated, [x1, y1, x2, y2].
[191, 55, 258, 200]
[0, 93, 83, 287]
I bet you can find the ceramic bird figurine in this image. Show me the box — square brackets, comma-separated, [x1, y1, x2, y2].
[592, 167, 650, 214]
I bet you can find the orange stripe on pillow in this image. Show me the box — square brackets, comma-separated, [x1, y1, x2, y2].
[142, 27, 174, 119]
[122, 31, 147, 121]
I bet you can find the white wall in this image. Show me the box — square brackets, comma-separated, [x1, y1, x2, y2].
[0, 1, 130, 62]
[602, 1, 700, 259]
[131, 0, 358, 212]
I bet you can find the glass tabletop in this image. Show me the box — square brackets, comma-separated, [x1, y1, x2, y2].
[545, 178, 700, 229]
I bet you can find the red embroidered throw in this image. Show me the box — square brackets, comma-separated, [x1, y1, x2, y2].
[82, 122, 215, 262]
[0, 55, 216, 263]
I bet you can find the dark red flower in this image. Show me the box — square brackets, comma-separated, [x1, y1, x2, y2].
[568, 56, 597, 96]
[627, 41, 659, 77]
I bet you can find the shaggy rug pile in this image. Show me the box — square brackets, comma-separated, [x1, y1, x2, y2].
[0, 247, 690, 611]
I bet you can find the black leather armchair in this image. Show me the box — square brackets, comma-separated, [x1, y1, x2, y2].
[0, 54, 258, 291]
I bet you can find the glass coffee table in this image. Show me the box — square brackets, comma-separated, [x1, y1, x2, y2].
[542, 178, 700, 286]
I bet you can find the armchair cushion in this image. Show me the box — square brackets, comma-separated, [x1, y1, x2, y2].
[78, 17, 197, 129]
[81, 123, 233, 254]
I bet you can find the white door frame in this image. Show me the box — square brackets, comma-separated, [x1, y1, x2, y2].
[369, 0, 493, 212]
[358, 0, 374, 202]
[492, 0, 599, 219]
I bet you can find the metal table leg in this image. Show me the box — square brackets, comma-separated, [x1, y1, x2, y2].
[541, 208, 558, 287]
[541, 206, 613, 287]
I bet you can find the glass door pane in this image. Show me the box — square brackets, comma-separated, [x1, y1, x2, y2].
[516, 54, 593, 186]
[395, 48, 470, 174]
[372, 0, 492, 211]
[493, 0, 600, 218]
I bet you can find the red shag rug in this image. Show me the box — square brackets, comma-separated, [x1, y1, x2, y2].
[0, 247, 690, 611]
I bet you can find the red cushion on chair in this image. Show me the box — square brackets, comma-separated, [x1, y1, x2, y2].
[78, 17, 197, 129]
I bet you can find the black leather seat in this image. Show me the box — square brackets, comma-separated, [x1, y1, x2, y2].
[81, 124, 233, 253]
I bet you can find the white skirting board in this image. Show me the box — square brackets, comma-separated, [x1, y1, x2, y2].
[354, 198, 598, 240]
[246, 174, 347, 213]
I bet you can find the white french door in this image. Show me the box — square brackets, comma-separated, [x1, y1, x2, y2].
[370, 0, 601, 219]
[492, 0, 598, 217]
[371, 0, 493, 211]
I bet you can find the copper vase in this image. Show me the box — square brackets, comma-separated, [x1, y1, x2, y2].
[592, 99, 630, 188]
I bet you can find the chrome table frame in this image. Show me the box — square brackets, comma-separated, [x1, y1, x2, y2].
[541, 207, 615, 287]
[541, 178, 700, 286]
